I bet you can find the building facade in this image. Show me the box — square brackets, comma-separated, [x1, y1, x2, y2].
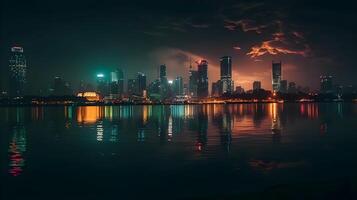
[272, 61, 282, 93]
[220, 56, 234, 94]
[320, 75, 333, 94]
[197, 60, 209, 98]
[9, 47, 27, 96]
[253, 81, 261, 91]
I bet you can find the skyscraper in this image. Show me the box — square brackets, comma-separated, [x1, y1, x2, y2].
[197, 60, 209, 98]
[189, 64, 198, 97]
[108, 69, 124, 99]
[173, 76, 184, 96]
[272, 61, 282, 93]
[117, 68, 124, 96]
[127, 79, 137, 95]
[253, 81, 261, 91]
[220, 56, 233, 94]
[137, 72, 146, 96]
[159, 64, 167, 80]
[96, 73, 108, 96]
[159, 65, 168, 98]
[320, 75, 333, 94]
[211, 81, 221, 97]
[9, 46, 27, 97]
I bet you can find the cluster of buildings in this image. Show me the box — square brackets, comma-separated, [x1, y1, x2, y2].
[3, 46, 357, 103]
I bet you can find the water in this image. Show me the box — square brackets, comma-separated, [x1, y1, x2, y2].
[1, 103, 357, 199]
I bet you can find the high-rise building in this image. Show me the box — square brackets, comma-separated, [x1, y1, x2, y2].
[197, 60, 209, 98]
[280, 80, 288, 93]
[320, 75, 333, 94]
[160, 64, 167, 80]
[137, 72, 146, 96]
[117, 68, 124, 96]
[127, 79, 137, 95]
[159, 65, 168, 98]
[148, 79, 160, 94]
[53, 76, 72, 96]
[235, 86, 244, 94]
[253, 81, 261, 91]
[173, 76, 184, 96]
[220, 56, 233, 94]
[189, 69, 198, 97]
[96, 73, 108, 96]
[109, 70, 119, 98]
[9, 46, 27, 97]
[272, 61, 282, 93]
[211, 81, 221, 97]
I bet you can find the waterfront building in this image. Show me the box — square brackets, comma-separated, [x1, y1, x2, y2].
[9, 46, 27, 97]
[272, 61, 282, 93]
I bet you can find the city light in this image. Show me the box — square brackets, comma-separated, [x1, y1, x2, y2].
[97, 73, 104, 78]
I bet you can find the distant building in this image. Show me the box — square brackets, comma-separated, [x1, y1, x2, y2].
[173, 76, 184, 96]
[9, 46, 27, 97]
[235, 86, 244, 94]
[53, 76, 72, 96]
[127, 79, 137, 95]
[183, 83, 189, 96]
[189, 68, 198, 97]
[288, 82, 297, 94]
[272, 61, 282, 93]
[148, 79, 160, 94]
[320, 75, 333, 94]
[197, 60, 209, 98]
[96, 73, 108, 96]
[159, 65, 168, 98]
[211, 81, 221, 97]
[106, 69, 124, 99]
[137, 72, 146, 96]
[253, 81, 261, 91]
[220, 56, 234, 94]
[280, 80, 288, 93]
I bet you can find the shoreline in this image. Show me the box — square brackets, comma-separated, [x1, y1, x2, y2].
[0, 101, 353, 107]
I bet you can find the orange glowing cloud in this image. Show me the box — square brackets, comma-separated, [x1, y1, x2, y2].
[247, 32, 310, 58]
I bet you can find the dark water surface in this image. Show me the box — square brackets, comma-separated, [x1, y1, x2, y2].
[1, 103, 357, 199]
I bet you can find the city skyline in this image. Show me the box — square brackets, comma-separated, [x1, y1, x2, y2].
[2, 0, 357, 94]
[1, 45, 351, 98]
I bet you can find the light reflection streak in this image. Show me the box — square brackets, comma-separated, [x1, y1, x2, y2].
[8, 125, 26, 176]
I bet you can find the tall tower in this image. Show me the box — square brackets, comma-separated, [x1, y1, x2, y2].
[197, 60, 209, 98]
[159, 65, 168, 98]
[220, 56, 234, 94]
[272, 61, 282, 93]
[137, 72, 147, 96]
[96, 73, 108, 96]
[9, 46, 27, 97]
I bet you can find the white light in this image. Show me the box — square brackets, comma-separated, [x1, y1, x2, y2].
[97, 74, 104, 78]
[168, 80, 173, 84]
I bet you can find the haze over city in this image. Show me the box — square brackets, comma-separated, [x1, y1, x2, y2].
[2, 0, 357, 94]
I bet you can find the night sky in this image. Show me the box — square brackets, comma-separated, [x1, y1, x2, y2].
[1, 0, 357, 94]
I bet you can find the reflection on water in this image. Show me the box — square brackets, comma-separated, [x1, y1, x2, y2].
[2, 103, 357, 200]
[8, 108, 27, 177]
[8, 125, 26, 176]
[2, 103, 357, 177]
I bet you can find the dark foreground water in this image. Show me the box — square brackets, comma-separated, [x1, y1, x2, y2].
[1, 103, 357, 199]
